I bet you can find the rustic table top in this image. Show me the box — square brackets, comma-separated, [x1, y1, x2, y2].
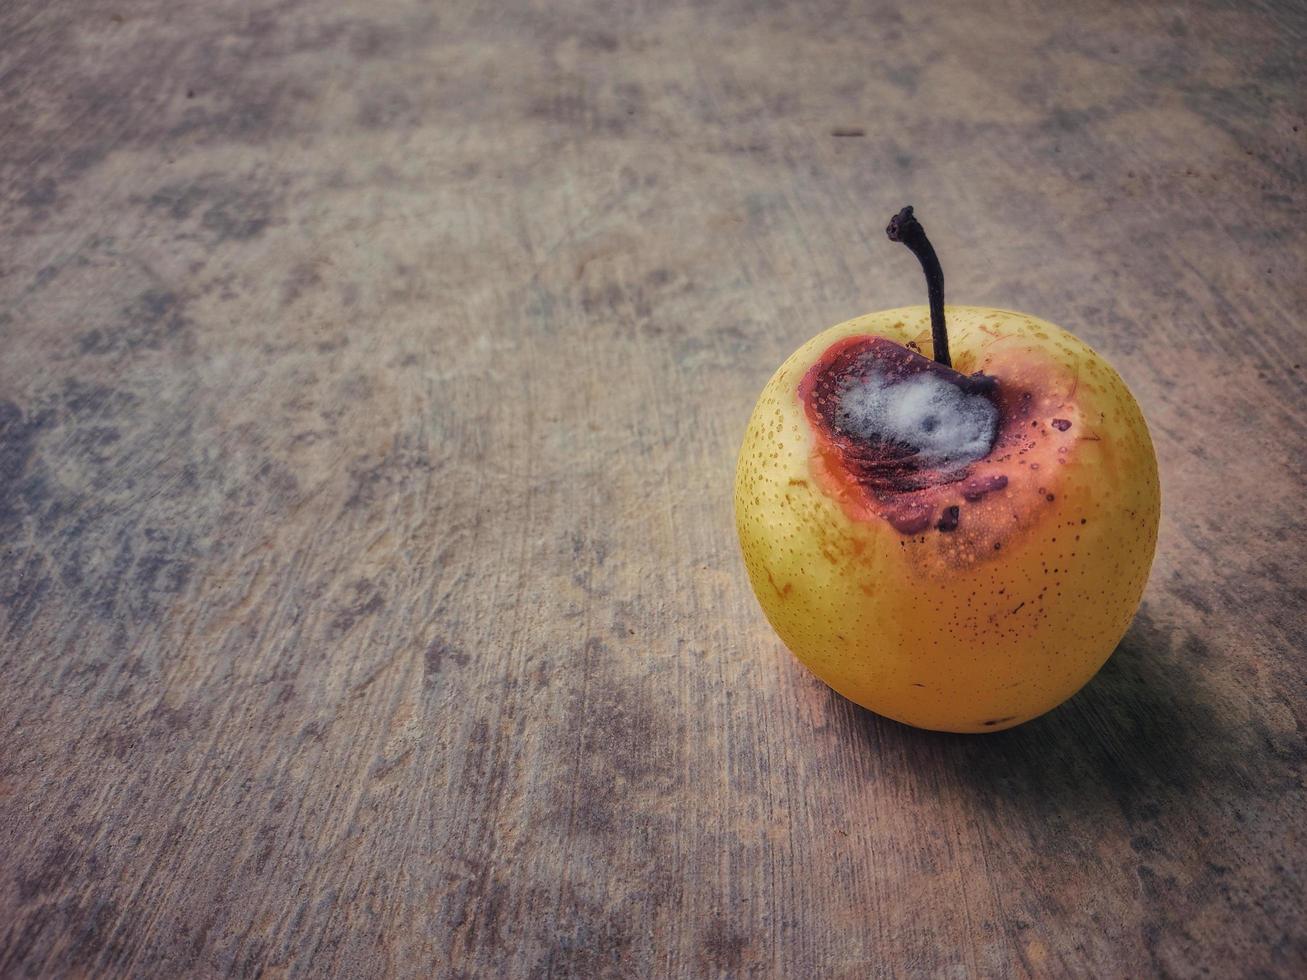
[3, 1, 1305, 976]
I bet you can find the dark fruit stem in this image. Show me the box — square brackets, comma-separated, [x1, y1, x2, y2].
[886, 206, 950, 369]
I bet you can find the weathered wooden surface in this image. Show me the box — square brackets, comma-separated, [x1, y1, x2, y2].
[2, 0, 1304, 976]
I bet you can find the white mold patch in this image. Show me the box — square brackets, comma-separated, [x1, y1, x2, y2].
[836, 371, 999, 471]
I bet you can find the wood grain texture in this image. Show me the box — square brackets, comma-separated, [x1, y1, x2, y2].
[1, 0, 1304, 976]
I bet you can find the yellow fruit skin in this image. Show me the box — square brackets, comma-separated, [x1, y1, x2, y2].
[735, 306, 1160, 733]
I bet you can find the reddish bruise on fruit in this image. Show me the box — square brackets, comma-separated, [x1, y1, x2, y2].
[798, 334, 1078, 557]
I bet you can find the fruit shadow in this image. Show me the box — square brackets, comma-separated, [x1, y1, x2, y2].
[834, 604, 1228, 818]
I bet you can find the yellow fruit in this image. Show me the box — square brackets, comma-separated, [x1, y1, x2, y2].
[734, 305, 1160, 732]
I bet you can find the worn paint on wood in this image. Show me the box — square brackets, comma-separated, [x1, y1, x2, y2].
[2, 0, 1305, 976]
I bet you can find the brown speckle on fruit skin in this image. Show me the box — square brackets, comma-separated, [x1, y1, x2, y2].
[981, 717, 1017, 727]
[1051, 418, 1072, 431]
[936, 506, 960, 532]
[765, 570, 792, 599]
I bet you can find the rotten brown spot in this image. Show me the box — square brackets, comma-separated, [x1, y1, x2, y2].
[885, 500, 934, 535]
[799, 337, 1013, 537]
[962, 472, 1008, 501]
[800, 337, 999, 498]
[797, 335, 1073, 549]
